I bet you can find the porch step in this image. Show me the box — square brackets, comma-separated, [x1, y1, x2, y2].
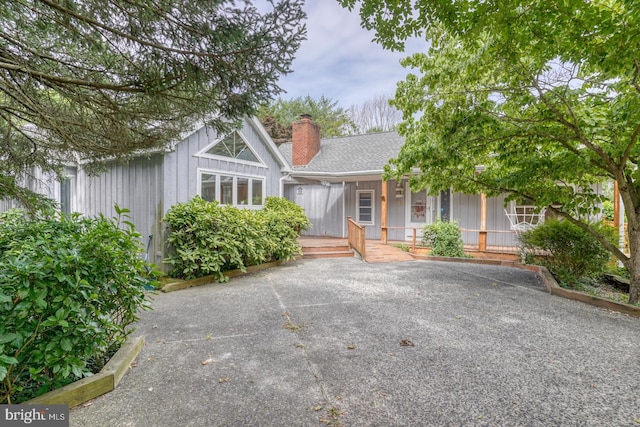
[301, 245, 354, 259]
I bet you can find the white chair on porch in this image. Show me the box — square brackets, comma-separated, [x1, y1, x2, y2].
[504, 205, 546, 232]
[504, 205, 546, 262]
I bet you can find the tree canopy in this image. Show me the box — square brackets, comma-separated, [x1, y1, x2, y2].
[340, 0, 640, 303]
[1, 0, 306, 208]
[257, 95, 355, 143]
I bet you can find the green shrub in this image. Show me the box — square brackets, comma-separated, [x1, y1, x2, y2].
[163, 196, 311, 280]
[601, 200, 614, 221]
[162, 197, 246, 281]
[263, 197, 312, 260]
[519, 218, 615, 283]
[0, 207, 154, 404]
[264, 196, 312, 233]
[421, 219, 467, 258]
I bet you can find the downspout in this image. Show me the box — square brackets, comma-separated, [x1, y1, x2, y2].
[279, 173, 290, 198]
[342, 181, 346, 238]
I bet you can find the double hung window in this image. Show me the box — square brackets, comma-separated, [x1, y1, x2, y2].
[357, 190, 374, 225]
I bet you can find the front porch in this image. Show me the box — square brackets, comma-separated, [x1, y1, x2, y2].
[298, 236, 414, 263]
[299, 235, 520, 263]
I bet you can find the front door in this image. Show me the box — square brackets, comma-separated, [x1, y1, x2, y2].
[405, 185, 438, 240]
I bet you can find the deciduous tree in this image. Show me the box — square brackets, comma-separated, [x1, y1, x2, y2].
[340, 0, 640, 303]
[1, 0, 306, 208]
[347, 93, 401, 134]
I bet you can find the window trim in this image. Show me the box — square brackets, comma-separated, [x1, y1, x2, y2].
[197, 168, 265, 208]
[58, 167, 77, 214]
[195, 131, 267, 168]
[356, 189, 375, 225]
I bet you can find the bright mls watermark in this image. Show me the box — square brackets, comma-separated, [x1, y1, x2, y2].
[1, 405, 69, 426]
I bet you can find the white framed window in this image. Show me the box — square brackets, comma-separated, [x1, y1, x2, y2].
[198, 169, 265, 207]
[59, 177, 73, 214]
[357, 190, 375, 225]
[195, 131, 266, 167]
[58, 166, 77, 214]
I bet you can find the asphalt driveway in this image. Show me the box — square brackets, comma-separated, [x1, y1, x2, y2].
[71, 258, 640, 426]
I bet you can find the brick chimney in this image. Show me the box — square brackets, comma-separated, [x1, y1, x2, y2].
[292, 114, 321, 166]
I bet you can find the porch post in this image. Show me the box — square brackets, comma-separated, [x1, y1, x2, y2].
[614, 180, 620, 230]
[614, 180, 625, 253]
[479, 193, 487, 252]
[381, 180, 388, 244]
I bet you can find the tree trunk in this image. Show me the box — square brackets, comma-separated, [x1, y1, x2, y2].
[626, 224, 640, 305]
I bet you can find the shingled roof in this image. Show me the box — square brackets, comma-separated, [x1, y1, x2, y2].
[278, 131, 405, 174]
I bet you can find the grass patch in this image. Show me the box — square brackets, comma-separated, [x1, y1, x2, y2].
[320, 406, 344, 426]
[392, 243, 410, 252]
[283, 321, 306, 332]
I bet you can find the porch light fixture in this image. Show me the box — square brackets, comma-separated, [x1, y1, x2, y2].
[395, 183, 404, 198]
[296, 186, 303, 195]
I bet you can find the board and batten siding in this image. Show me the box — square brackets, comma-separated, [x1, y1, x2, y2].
[0, 166, 60, 212]
[451, 193, 517, 247]
[163, 118, 284, 210]
[386, 179, 408, 241]
[486, 194, 518, 247]
[286, 182, 345, 237]
[344, 180, 382, 240]
[77, 154, 165, 265]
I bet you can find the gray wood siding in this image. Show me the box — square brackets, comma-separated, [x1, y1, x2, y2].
[77, 154, 165, 265]
[487, 194, 518, 247]
[452, 193, 517, 247]
[287, 182, 345, 237]
[344, 180, 382, 239]
[163, 118, 284, 210]
[386, 179, 407, 241]
[452, 193, 480, 244]
[0, 167, 59, 212]
[289, 180, 404, 240]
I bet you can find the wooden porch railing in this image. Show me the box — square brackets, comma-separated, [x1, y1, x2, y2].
[347, 216, 366, 260]
[382, 226, 519, 253]
[384, 226, 419, 252]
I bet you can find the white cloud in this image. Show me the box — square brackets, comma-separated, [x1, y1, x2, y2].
[275, 0, 428, 108]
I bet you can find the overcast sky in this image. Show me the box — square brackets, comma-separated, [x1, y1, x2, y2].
[275, 0, 428, 109]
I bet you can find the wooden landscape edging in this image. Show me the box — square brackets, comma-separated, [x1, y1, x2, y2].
[161, 258, 298, 293]
[412, 253, 640, 318]
[537, 267, 640, 318]
[26, 335, 145, 408]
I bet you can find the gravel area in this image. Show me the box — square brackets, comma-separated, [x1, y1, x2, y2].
[71, 258, 640, 426]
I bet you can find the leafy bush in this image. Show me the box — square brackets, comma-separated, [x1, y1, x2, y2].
[162, 197, 249, 280]
[601, 200, 614, 221]
[264, 196, 312, 233]
[519, 218, 615, 283]
[263, 197, 312, 260]
[0, 207, 154, 404]
[421, 219, 467, 258]
[163, 196, 311, 280]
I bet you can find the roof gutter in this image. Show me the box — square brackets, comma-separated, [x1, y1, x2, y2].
[288, 170, 384, 178]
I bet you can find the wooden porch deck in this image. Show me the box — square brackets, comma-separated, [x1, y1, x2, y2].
[298, 236, 414, 263]
[299, 236, 521, 263]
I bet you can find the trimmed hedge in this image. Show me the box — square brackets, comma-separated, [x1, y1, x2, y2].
[163, 196, 311, 281]
[0, 207, 155, 404]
